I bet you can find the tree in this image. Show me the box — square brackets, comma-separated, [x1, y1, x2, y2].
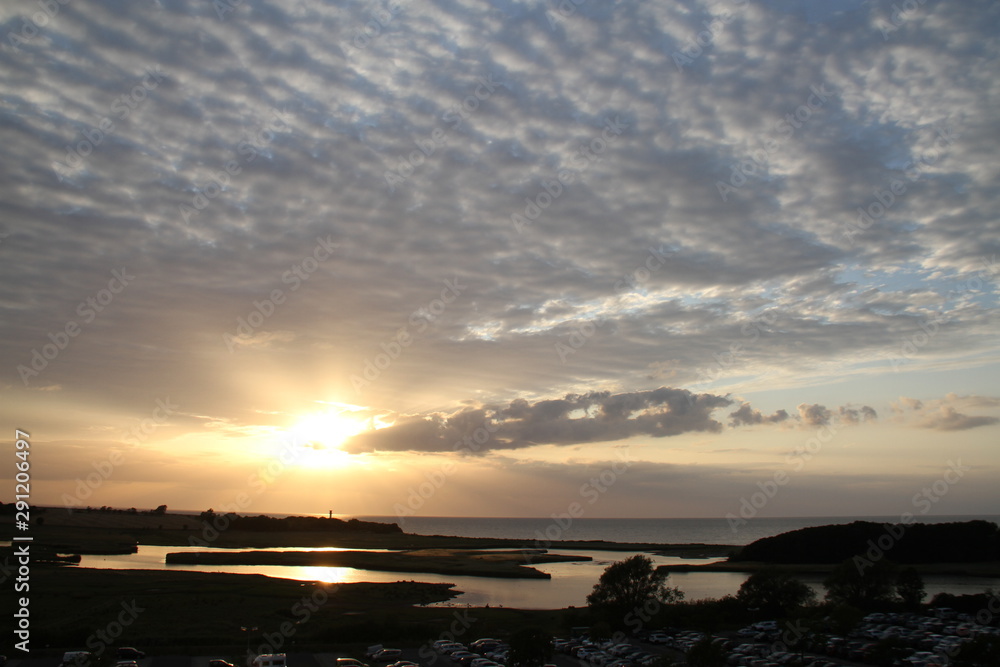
[867, 637, 911, 667]
[154, 504, 168, 515]
[587, 554, 683, 622]
[895, 567, 926, 609]
[823, 558, 897, 608]
[508, 626, 552, 667]
[954, 634, 1000, 667]
[686, 638, 727, 667]
[827, 603, 865, 636]
[737, 568, 816, 616]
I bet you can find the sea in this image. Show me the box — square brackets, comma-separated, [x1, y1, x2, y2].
[352, 514, 1000, 547]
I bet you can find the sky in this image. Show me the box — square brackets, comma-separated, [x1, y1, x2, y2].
[1, 0, 998, 524]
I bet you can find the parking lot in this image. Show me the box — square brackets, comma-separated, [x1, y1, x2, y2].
[6, 607, 997, 667]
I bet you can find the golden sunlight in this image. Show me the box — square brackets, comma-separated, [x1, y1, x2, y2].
[290, 409, 369, 464]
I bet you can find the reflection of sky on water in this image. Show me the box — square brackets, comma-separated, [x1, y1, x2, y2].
[72, 546, 1000, 610]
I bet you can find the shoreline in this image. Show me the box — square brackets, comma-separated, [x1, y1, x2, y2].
[4, 510, 737, 557]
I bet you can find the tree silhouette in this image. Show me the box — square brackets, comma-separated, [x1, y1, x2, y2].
[736, 568, 815, 616]
[823, 558, 897, 608]
[587, 554, 683, 622]
[895, 567, 926, 609]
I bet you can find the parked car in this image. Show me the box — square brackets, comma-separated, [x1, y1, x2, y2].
[210, 661, 236, 667]
[117, 649, 146, 661]
[61, 652, 94, 667]
[373, 650, 402, 663]
[252, 655, 285, 667]
[337, 659, 370, 667]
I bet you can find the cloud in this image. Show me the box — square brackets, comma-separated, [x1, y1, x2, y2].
[893, 393, 1000, 431]
[0, 0, 997, 421]
[0, 0, 997, 519]
[918, 407, 998, 432]
[798, 403, 833, 426]
[728, 402, 791, 427]
[838, 404, 878, 424]
[344, 387, 733, 453]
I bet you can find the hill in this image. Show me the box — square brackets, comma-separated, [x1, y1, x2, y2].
[729, 519, 1000, 564]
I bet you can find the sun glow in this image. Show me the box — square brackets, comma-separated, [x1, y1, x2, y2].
[290, 409, 369, 467]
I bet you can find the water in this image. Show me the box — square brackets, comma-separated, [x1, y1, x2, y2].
[68, 514, 1000, 609]
[76, 545, 747, 607]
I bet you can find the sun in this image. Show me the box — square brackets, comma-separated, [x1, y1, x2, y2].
[290, 410, 369, 465]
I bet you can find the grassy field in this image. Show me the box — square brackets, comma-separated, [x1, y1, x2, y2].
[5, 566, 582, 660]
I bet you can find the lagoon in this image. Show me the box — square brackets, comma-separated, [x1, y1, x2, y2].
[74, 545, 1000, 609]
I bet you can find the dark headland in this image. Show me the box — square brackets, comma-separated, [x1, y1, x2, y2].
[657, 519, 1000, 577]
